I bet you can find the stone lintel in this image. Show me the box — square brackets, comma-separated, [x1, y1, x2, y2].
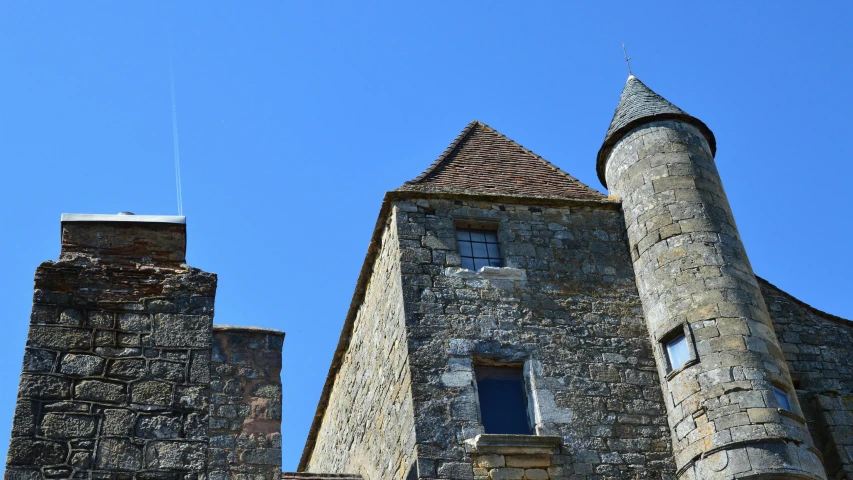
[466, 434, 561, 455]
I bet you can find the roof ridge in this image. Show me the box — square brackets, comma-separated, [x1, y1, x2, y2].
[406, 120, 481, 184]
[407, 120, 602, 197]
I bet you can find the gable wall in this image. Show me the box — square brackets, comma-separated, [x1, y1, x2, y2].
[395, 197, 675, 479]
[305, 210, 417, 479]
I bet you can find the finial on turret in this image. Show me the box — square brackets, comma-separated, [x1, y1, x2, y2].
[622, 43, 633, 77]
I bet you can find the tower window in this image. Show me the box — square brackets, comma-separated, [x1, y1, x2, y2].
[773, 385, 792, 411]
[664, 332, 691, 372]
[456, 228, 502, 271]
[474, 365, 529, 434]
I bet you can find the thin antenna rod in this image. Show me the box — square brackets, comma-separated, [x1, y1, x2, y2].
[169, 50, 184, 216]
[622, 43, 633, 76]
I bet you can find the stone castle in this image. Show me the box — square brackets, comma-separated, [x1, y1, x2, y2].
[5, 76, 852, 480]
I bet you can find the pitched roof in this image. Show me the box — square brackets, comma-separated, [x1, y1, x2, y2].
[596, 75, 716, 187]
[399, 121, 605, 200]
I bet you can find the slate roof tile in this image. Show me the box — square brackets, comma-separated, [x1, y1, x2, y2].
[596, 75, 716, 187]
[398, 120, 605, 201]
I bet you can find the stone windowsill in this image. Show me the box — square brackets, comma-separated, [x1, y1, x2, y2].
[665, 357, 700, 381]
[778, 408, 807, 425]
[465, 434, 561, 455]
[444, 266, 527, 281]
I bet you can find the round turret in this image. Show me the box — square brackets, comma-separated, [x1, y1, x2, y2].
[599, 75, 825, 480]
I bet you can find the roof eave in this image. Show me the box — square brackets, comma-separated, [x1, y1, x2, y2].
[595, 113, 717, 188]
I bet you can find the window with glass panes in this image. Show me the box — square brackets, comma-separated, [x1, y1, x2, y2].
[773, 385, 792, 411]
[664, 332, 691, 372]
[456, 228, 502, 271]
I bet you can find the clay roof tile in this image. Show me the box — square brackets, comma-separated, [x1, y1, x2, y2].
[398, 120, 605, 201]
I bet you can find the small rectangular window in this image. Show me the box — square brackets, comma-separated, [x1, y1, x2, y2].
[456, 228, 502, 271]
[474, 365, 529, 434]
[665, 333, 691, 372]
[773, 385, 792, 411]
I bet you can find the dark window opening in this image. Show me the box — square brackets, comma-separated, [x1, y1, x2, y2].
[405, 463, 417, 480]
[456, 228, 502, 271]
[474, 365, 530, 434]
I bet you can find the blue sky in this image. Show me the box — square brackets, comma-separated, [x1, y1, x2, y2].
[0, 2, 850, 471]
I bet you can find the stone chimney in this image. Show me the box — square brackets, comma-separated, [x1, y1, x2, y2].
[6, 214, 218, 479]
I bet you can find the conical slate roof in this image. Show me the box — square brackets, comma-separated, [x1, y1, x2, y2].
[399, 120, 605, 200]
[596, 75, 716, 187]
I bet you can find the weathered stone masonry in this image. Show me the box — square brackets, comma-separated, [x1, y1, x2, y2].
[602, 116, 824, 479]
[209, 326, 285, 480]
[761, 279, 853, 480]
[4, 215, 287, 480]
[6, 216, 216, 479]
[304, 210, 417, 479]
[393, 197, 674, 479]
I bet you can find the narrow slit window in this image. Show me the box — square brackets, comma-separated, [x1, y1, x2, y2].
[665, 333, 691, 372]
[773, 385, 792, 411]
[474, 365, 529, 434]
[456, 228, 502, 271]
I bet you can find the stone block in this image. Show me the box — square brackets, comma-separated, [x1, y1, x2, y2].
[6, 439, 67, 466]
[489, 468, 524, 480]
[149, 360, 185, 382]
[136, 415, 182, 439]
[152, 314, 211, 348]
[144, 441, 207, 471]
[96, 438, 142, 471]
[22, 349, 56, 373]
[88, 311, 114, 328]
[103, 409, 136, 435]
[505, 454, 550, 468]
[117, 313, 151, 332]
[131, 380, 172, 406]
[11, 401, 36, 436]
[522, 469, 549, 480]
[40, 413, 97, 439]
[59, 309, 84, 326]
[476, 454, 505, 468]
[108, 359, 146, 378]
[60, 353, 105, 376]
[75, 380, 126, 403]
[241, 448, 282, 465]
[437, 461, 474, 479]
[27, 325, 91, 350]
[19, 374, 71, 400]
[176, 385, 207, 409]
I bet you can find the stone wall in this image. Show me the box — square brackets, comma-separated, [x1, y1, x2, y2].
[762, 279, 853, 479]
[394, 197, 674, 479]
[305, 211, 417, 479]
[604, 120, 823, 479]
[6, 218, 217, 479]
[209, 326, 284, 479]
[468, 434, 561, 480]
